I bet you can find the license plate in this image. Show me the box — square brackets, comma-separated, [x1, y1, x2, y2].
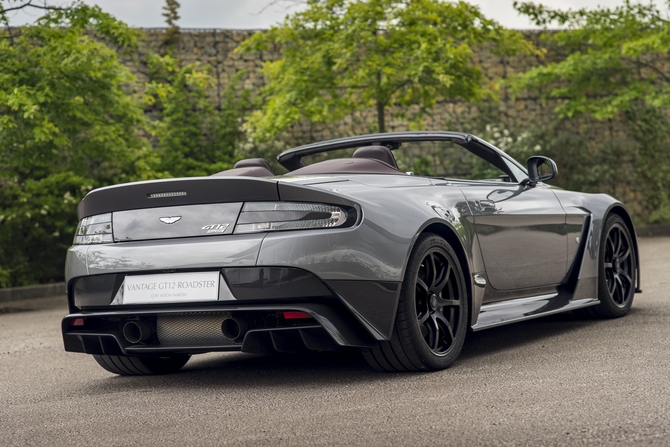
[123, 272, 220, 304]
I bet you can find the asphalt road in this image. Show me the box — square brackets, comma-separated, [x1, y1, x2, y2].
[1, 238, 669, 447]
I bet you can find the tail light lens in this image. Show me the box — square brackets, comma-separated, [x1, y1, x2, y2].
[234, 202, 352, 234]
[73, 213, 113, 244]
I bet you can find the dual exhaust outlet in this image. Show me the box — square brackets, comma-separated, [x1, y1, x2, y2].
[122, 316, 250, 344]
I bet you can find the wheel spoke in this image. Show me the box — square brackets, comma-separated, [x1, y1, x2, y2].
[416, 277, 429, 293]
[433, 263, 451, 293]
[614, 275, 625, 304]
[607, 275, 616, 296]
[604, 262, 613, 269]
[619, 270, 633, 286]
[427, 254, 437, 288]
[434, 312, 455, 345]
[619, 246, 630, 262]
[418, 311, 430, 325]
[429, 314, 440, 351]
[437, 298, 459, 308]
[616, 229, 623, 256]
[607, 237, 615, 259]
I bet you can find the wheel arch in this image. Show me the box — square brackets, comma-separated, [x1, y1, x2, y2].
[605, 204, 642, 293]
[410, 221, 474, 330]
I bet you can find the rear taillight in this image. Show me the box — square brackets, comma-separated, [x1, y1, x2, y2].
[234, 202, 350, 234]
[73, 213, 113, 245]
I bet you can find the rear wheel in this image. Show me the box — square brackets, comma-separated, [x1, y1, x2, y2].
[362, 234, 468, 372]
[584, 214, 636, 318]
[93, 354, 190, 375]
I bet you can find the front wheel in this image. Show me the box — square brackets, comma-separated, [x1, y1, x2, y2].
[93, 354, 191, 375]
[362, 234, 468, 372]
[585, 214, 637, 318]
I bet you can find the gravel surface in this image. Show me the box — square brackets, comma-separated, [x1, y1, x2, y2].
[1, 237, 669, 446]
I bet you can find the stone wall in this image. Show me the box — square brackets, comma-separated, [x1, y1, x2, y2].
[124, 29, 584, 145]
[122, 29, 643, 214]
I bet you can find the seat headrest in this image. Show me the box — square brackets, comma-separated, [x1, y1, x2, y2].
[352, 145, 398, 169]
[234, 158, 274, 174]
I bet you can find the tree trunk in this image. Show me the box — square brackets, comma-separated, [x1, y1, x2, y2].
[376, 70, 385, 133]
[376, 99, 385, 133]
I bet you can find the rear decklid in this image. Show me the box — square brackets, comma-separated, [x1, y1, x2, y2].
[76, 176, 359, 243]
[77, 177, 279, 242]
[77, 177, 279, 219]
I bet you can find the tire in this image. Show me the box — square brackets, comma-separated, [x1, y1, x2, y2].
[93, 354, 191, 375]
[583, 214, 636, 318]
[362, 234, 469, 372]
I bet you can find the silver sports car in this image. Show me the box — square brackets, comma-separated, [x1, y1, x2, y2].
[62, 131, 641, 374]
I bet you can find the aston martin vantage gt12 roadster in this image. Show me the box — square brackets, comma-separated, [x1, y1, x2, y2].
[62, 131, 641, 374]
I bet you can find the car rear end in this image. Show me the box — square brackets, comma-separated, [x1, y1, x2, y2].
[62, 177, 384, 364]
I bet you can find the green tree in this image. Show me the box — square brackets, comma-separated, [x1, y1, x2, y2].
[0, 1, 153, 286]
[238, 0, 536, 139]
[510, 0, 670, 222]
[146, 54, 252, 178]
[511, 1, 670, 119]
[162, 0, 181, 49]
[144, 0, 252, 178]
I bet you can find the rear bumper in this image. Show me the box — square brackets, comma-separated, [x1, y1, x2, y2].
[66, 227, 406, 342]
[63, 265, 402, 355]
[62, 302, 377, 357]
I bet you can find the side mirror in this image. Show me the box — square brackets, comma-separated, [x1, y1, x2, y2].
[525, 156, 558, 186]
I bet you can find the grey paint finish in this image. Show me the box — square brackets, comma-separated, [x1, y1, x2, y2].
[257, 177, 480, 283]
[457, 182, 568, 291]
[551, 189, 637, 285]
[113, 203, 242, 241]
[82, 234, 265, 276]
[66, 246, 89, 280]
[62, 130, 641, 348]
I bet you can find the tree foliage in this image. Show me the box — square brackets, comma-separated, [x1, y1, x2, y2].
[0, 1, 155, 286]
[161, 0, 181, 49]
[146, 54, 251, 178]
[0, 1, 252, 287]
[239, 0, 536, 139]
[510, 0, 670, 119]
[510, 0, 670, 222]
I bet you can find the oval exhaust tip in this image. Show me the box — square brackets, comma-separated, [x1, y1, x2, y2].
[123, 320, 152, 344]
[221, 317, 249, 341]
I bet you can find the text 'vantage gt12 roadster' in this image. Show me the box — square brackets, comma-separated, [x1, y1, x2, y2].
[62, 131, 641, 375]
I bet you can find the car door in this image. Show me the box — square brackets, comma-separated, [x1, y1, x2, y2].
[458, 182, 568, 292]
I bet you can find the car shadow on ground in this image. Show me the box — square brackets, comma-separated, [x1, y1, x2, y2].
[83, 307, 643, 393]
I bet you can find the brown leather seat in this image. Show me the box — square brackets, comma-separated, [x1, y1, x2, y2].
[352, 145, 399, 169]
[211, 158, 274, 177]
[233, 158, 274, 173]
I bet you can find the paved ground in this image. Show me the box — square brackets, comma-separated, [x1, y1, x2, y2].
[1, 238, 669, 446]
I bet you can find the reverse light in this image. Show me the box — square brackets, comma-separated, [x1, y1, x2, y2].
[234, 202, 350, 234]
[73, 213, 113, 245]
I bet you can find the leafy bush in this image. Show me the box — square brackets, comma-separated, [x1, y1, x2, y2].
[145, 54, 251, 178]
[0, 4, 154, 286]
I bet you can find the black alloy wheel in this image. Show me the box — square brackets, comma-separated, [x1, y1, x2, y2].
[415, 246, 463, 356]
[604, 220, 635, 305]
[586, 214, 637, 318]
[362, 234, 468, 372]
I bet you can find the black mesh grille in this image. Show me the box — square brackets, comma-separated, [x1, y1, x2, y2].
[157, 312, 237, 347]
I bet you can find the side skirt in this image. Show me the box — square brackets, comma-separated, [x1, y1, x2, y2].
[471, 294, 599, 332]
